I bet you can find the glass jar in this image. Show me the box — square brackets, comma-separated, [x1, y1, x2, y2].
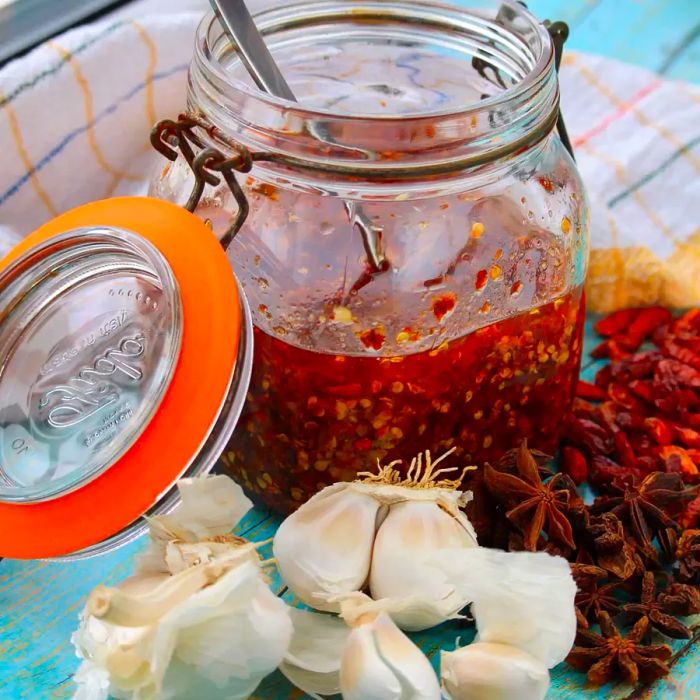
[151, 0, 589, 513]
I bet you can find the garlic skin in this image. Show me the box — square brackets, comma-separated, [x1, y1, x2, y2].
[340, 602, 440, 700]
[369, 498, 477, 631]
[432, 547, 577, 667]
[273, 449, 476, 625]
[272, 483, 384, 611]
[441, 642, 549, 700]
[72, 475, 288, 700]
[279, 608, 350, 698]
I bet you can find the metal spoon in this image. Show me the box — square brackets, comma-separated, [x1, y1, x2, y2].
[209, 0, 387, 272]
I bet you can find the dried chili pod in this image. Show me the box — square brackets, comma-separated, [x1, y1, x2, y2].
[627, 307, 673, 341]
[594, 364, 613, 390]
[645, 417, 675, 446]
[561, 446, 588, 485]
[564, 416, 614, 456]
[576, 380, 607, 402]
[588, 455, 643, 491]
[628, 379, 654, 404]
[595, 308, 639, 337]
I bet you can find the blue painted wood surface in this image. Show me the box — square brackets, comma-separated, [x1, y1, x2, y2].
[2, 1, 699, 698]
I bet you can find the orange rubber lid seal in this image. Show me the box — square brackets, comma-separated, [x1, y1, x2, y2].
[0, 197, 240, 559]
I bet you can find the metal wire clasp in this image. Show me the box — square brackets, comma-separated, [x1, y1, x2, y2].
[150, 114, 254, 250]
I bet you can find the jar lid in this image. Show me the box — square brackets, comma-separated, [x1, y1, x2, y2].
[0, 197, 249, 559]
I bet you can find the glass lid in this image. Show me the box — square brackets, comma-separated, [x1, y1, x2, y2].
[0, 227, 182, 503]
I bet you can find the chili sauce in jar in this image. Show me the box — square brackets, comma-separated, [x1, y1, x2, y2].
[152, 0, 589, 512]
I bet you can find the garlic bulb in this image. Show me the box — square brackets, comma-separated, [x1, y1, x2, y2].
[441, 642, 549, 700]
[339, 596, 441, 700]
[72, 475, 290, 700]
[273, 449, 477, 628]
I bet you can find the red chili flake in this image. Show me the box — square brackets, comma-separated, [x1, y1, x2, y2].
[431, 292, 457, 322]
[423, 275, 445, 288]
[359, 326, 386, 351]
[475, 269, 488, 291]
[562, 445, 588, 484]
[595, 309, 639, 337]
[645, 417, 675, 446]
[577, 380, 607, 402]
[252, 182, 279, 200]
[537, 176, 555, 193]
[354, 437, 372, 450]
[510, 280, 524, 296]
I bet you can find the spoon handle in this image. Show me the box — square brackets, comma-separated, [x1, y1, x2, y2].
[209, 0, 297, 101]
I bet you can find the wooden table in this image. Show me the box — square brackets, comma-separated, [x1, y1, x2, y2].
[1, 1, 699, 698]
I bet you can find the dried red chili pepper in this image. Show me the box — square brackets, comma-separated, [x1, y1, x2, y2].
[588, 455, 643, 491]
[614, 431, 637, 469]
[594, 308, 639, 337]
[656, 357, 700, 387]
[608, 383, 646, 412]
[645, 417, 675, 446]
[627, 306, 673, 342]
[674, 425, 700, 449]
[576, 380, 607, 402]
[660, 342, 700, 372]
[628, 379, 654, 404]
[562, 445, 588, 485]
[564, 416, 614, 456]
[658, 445, 699, 482]
[594, 364, 613, 389]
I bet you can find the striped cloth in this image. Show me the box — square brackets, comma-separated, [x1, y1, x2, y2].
[0, 14, 698, 313]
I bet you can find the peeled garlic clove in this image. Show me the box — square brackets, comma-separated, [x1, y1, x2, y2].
[369, 499, 477, 631]
[441, 642, 549, 700]
[273, 483, 383, 611]
[340, 608, 440, 700]
[279, 608, 350, 698]
[432, 547, 576, 667]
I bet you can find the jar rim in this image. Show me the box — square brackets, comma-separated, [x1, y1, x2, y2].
[196, 0, 554, 121]
[189, 0, 560, 179]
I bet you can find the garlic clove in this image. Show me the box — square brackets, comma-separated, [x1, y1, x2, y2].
[432, 547, 577, 667]
[369, 499, 477, 631]
[73, 560, 291, 700]
[441, 642, 549, 700]
[279, 608, 350, 698]
[339, 606, 441, 700]
[137, 475, 253, 575]
[273, 483, 383, 611]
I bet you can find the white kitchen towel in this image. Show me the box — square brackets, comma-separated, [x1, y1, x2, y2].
[0, 12, 698, 312]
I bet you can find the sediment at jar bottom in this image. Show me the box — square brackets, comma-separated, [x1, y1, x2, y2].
[217, 287, 585, 513]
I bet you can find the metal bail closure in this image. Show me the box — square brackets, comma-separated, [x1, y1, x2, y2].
[0, 197, 251, 560]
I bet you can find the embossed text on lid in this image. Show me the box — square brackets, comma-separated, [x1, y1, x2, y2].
[0, 227, 182, 502]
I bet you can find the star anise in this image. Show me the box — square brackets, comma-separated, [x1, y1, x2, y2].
[676, 529, 700, 584]
[659, 582, 700, 615]
[587, 512, 642, 580]
[571, 563, 623, 622]
[623, 572, 693, 639]
[484, 442, 577, 551]
[566, 612, 672, 686]
[590, 472, 698, 562]
[494, 444, 553, 477]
